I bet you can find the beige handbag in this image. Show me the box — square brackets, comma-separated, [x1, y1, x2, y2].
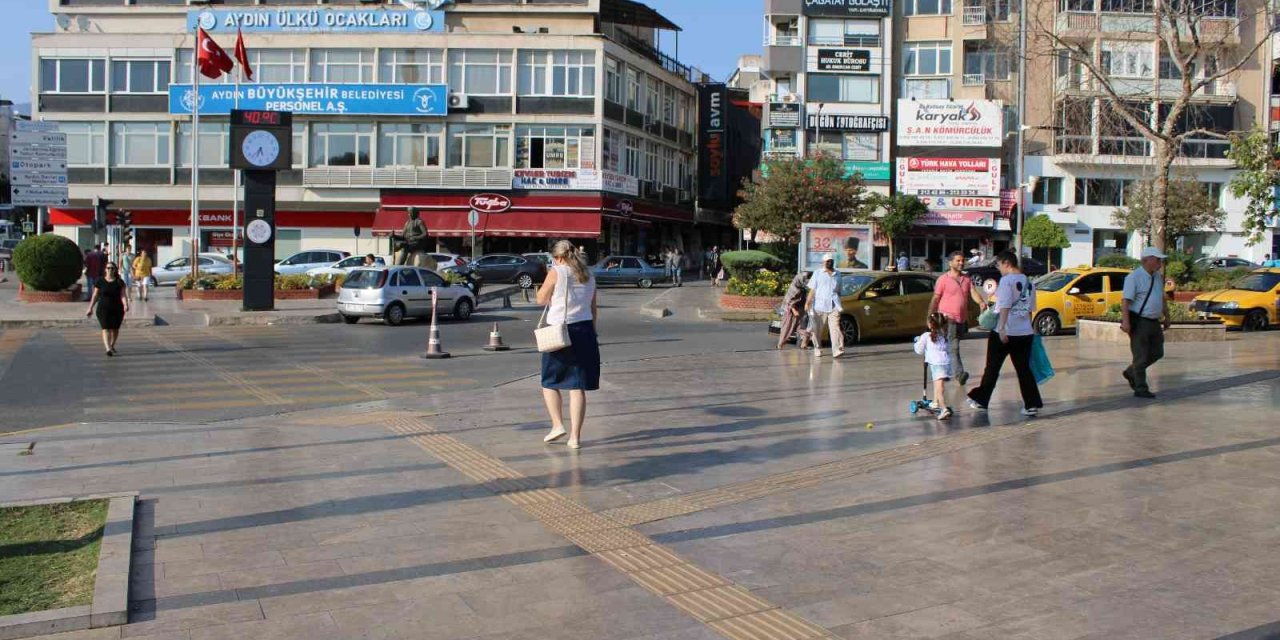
[534, 269, 572, 353]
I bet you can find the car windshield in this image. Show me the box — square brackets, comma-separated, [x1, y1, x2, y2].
[1035, 272, 1077, 292]
[343, 270, 384, 289]
[1233, 273, 1280, 292]
[838, 274, 876, 297]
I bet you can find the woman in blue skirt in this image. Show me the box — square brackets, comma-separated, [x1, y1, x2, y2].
[536, 240, 600, 450]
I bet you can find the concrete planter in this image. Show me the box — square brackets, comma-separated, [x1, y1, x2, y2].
[1077, 318, 1226, 343]
[1172, 291, 1203, 303]
[17, 283, 82, 303]
[719, 294, 783, 312]
[178, 283, 335, 302]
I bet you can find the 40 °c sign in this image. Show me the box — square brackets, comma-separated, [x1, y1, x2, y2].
[188, 2, 453, 34]
[170, 84, 448, 117]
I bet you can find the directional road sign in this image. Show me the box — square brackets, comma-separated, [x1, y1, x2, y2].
[9, 122, 69, 207]
[11, 186, 68, 206]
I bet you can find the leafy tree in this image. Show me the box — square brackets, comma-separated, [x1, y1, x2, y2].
[734, 153, 869, 246]
[1226, 128, 1279, 246]
[1112, 176, 1225, 246]
[866, 193, 928, 263]
[1022, 214, 1070, 270]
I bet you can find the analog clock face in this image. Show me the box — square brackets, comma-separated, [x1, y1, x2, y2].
[242, 130, 281, 168]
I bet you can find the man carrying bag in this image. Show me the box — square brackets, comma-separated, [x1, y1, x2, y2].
[1121, 247, 1171, 399]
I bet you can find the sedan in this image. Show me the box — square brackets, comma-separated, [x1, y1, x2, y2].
[1194, 256, 1260, 271]
[591, 256, 667, 288]
[963, 256, 1048, 295]
[307, 255, 387, 277]
[337, 266, 476, 326]
[428, 253, 468, 270]
[275, 249, 350, 275]
[468, 253, 547, 289]
[152, 253, 234, 285]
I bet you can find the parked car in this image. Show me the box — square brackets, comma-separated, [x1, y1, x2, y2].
[1030, 267, 1131, 336]
[336, 266, 476, 326]
[428, 253, 468, 270]
[468, 253, 547, 289]
[0, 238, 21, 267]
[306, 255, 387, 277]
[769, 271, 979, 345]
[1192, 268, 1280, 331]
[152, 253, 234, 285]
[1193, 256, 1260, 271]
[275, 249, 350, 275]
[591, 256, 668, 288]
[523, 252, 554, 268]
[963, 255, 1048, 294]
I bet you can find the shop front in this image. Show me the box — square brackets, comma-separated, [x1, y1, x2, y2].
[879, 210, 995, 272]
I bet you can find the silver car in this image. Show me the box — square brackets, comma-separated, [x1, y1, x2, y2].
[152, 253, 234, 285]
[337, 266, 476, 326]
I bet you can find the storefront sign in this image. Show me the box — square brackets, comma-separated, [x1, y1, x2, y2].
[169, 84, 448, 116]
[919, 210, 994, 227]
[999, 189, 1019, 220]
[188, 5, 450, 34]
[845, 161, 891, 181]
[601, 171, 639, 197]
[207, 231, 237, 248]
[698, 84, 729, 202]
[799, 223, 873, 271]
[469, 193, 511, 213]
[917, 195, 1000, 211]
[768, 102, 801, 128]
[897, 99, 1004, 148]
[770, 129, 799, 152]
[802, 0, 892, 18]
[896, 157, 1001, 197]
[511, 168, 638, 196]
[816, 49, 871, 73]
[806, 113, 889, 131]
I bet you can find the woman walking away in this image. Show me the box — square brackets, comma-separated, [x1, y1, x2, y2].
[967, 251, 1043, 416]
[914, 313, 954, 420]
[85, 262, 129, 356]
[132, 250, 153, 302]
[777, 272, 811, 349]
[537, 240, 600, 450]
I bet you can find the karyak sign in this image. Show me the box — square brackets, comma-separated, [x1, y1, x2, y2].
[896, 157, 1001, 197]
[897, 99, 1004, 148]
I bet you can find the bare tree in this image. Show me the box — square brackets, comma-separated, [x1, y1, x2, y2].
[1034, 0, 1274, 251]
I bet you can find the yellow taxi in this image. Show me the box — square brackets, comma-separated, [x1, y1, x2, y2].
[1030, 267, 1132, 335]
[1191, 268, 1280, 331]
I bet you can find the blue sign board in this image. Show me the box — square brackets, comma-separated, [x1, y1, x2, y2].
[169, 84, 449, 116]
[187, 6, 448, 34]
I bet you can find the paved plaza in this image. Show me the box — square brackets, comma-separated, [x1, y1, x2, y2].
[1, 318, 1279, 639]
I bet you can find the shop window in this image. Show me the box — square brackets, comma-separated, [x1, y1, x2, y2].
[806, 131, 880, 160]
[40, 58, 106, 93]
[448, 50, 513, 96]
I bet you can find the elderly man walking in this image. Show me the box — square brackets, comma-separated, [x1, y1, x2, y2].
[806, 254, 845, 359]
[1122, 247, 1171, 399]
[929, 250, 988, 385]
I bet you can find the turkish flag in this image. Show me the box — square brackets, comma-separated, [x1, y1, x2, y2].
[234, 29, 253, 81]
[196, 28, 234, 80]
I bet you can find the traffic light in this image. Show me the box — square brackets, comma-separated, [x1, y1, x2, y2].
[119, 210, 133, 249]
[92, 197, 113, 232]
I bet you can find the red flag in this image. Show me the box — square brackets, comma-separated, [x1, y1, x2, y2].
[234, 29, 253, 82]
[196, 28, 234, 80]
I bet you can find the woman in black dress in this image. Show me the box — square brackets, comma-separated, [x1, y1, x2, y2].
[85, 262, 129, 356]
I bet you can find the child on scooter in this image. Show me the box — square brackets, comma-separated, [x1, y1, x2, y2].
[913, 312, 953, 420]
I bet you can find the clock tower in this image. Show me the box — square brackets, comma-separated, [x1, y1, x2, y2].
[230, 109, 293, 311]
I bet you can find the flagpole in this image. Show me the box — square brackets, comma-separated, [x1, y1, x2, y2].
[232, 65, 241, 277]
[191, 29, 202, 280]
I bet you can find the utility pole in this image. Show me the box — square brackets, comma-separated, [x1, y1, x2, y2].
[1014, 0, 1028, 260]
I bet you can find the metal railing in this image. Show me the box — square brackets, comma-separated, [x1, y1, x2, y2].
[807, 35, 883, 48]
[962, 73, 986, 86]
[302, 167, 513, 189]
[605, 27, 697, 83]
[764, 34, 802, 46]
[963, 6, 988, 24]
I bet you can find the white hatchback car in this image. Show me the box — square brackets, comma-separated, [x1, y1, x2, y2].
[337, 266, 476, 326]
[152, 253, 234, 285]
[275, 249, 349, 275]
[306, 255, 387, 277]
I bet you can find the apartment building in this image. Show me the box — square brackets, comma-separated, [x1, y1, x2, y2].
[33, 0, 716, 265]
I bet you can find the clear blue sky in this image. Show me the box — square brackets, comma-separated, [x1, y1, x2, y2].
[0, 0, 758, 106]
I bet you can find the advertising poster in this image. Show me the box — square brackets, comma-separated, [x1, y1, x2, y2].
[816, 49, 871, 72]
[897, 99, 1004, 148]
[799, 223, 873, 272]
[896, 157, 1001, 197]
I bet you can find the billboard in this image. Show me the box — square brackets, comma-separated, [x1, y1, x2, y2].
[897, 99, 1004, 148]
[919, 210, 994, 227]
[188, 6, 449, 34]
[916, 195, 1000, 211]
[767, 102, 801, 128]
[896, 157, 1001, 197]
[806, 113, 889, 132]
[512, 168, 638, 196]
[698, 84, 728, 202]
[802, 0, 892, 17]
[816, 49, 871, 73]
[170, 84, 447, 116]
[799, 223, 873, 272]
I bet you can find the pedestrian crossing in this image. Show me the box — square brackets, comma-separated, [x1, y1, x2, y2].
[61, 326, 475, 420]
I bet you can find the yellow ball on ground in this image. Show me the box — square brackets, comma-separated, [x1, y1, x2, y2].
[865, 422, 874, 430]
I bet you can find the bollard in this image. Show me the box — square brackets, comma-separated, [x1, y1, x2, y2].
[422, 288, 451, 359]
[483, 322, 510, 351]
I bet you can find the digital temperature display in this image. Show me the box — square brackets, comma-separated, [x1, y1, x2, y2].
[231, 109, 291, 127]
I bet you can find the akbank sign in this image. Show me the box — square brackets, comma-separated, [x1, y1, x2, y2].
[169, 84, 448, 116]
[187, 1, 452, 34]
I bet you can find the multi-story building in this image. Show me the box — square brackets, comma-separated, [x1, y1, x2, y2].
[33, 0, 715, 265]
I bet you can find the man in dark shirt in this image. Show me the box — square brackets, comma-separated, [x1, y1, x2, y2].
[83, 246, 104, 300]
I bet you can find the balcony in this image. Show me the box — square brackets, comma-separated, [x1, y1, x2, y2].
[764, 34, 802, 47]
[806, 35, 884, 48]
[963, 6, 988, 25]
[1056, 11, 1238, 45]
[604, 26, 703, 83]
[1053, 135, 1233, 166]
[963, 73, 986, 86]
[302, 167, 513, 189]
[1056, 75, 1237, 102]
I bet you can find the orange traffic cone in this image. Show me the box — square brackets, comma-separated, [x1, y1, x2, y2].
[422, 288, 451, 359]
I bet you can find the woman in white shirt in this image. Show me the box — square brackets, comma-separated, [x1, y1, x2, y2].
[966, 251, 1044, 416]
[535, 240, 600, 449]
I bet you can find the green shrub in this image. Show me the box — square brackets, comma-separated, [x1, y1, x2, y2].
[1165, 260, 1189, 283]
[1100, 302, 1196, 322]
[274, 274, 313, 290]
[442, 270, 467, 286]
[726, 269, 791, 297]
[12, 235, 84, 292]
[1097, 254, 1140, 270]
[719, 250, 783, 280]
[214, 275, 243, 291]
[755, 242, 799, 273]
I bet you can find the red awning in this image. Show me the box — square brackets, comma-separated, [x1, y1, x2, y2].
[374, 207, 601, 239]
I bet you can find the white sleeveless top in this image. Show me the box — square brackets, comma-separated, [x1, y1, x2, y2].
[547, 264, 596, 325]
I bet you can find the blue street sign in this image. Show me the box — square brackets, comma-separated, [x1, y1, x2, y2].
[188, 7, 448, 34]
[169, 84, 448, 116]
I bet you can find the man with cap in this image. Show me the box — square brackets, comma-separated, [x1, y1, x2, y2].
[1121, 247, 1172, 399]
[805, 253, 845, 358]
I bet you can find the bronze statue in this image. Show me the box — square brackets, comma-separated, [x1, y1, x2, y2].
[394, 207, 429, 266]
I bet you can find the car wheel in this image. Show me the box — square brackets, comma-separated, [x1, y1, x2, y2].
[517, 273, 534, 289]
[839, 315, 861, 345]
[1243, 309, 1269, 332]
[453, 298, 474, 321]
[638, 278, 654, 289]
[341, 314, 359, 325]
[384, 302, 406, 327]
[1034, 311, 1061, 337]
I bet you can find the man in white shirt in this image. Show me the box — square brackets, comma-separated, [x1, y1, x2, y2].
[1121, 247, 1171, 399]
[805, 254, 845, 358]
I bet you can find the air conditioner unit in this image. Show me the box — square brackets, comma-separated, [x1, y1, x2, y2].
[448, 93, 470, 109]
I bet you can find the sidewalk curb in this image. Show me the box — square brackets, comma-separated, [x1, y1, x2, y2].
[697, 307, 773, 322]
[0, 317, 156, 330]
[205, 312, 342, 326]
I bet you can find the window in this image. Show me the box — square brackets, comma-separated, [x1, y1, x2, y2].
[902, 78, 950, 99]
[1101, 0, 1153, 12]
[807, 19, 881, 47]
[518, 50, 595, 97]
[903, 0, 953, 15]
[626, 67, 640, 110]
[448, 124, 510, 168]
[1202, 182, 1224, 205]
[178, 122, 230, 167]
[807, 74, 880, 103]
[378, 123, 444, 167]
[625, 134, 641, 177]
[516, 126, 594, 169]
[605, 58, 622, 104]
[111, 122, 170, 167]
[40, 58, 106, 93]
[59, 122, 105, 167]
[310, 123, 372, 167]
[807, 131, 880, 160]
[644, 140, 659, 183]
[1107, 273, 1127, 292]
[603, 128, 622, 171]
[1074, 178, 1131, 206]
[646, 77, 660, 118]
[421, 270, 445, 287]
[1159, 55, 1198, 80]
[396, 270, 422, 287]
[678, 93, 693, 132]
[1101, 42, 1153, 78]
[448, 50, 513, 95]
[1032, 177, 1063, 205]
[662, 84, 675, 125]
[964, 49, 1013, 81]
[1074, 274, 1105, 294]
[180, 49, 305, 84]
[379, 49, 444, 84]
[309, 49, 375, 83]
[111, 59, 170, 94]
[904, 277, 935, 295]
[661, 147, 677, 187]
[903, 42, 953, 76]
[292, 123, 305, 167]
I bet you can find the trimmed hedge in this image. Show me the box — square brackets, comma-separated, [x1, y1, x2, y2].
[1097, 254, 1141, 270]
[719, 250, 783, 280]
[12, 235, 83, 292]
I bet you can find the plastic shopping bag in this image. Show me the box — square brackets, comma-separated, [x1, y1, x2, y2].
[1030, 335, 1055, 385]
